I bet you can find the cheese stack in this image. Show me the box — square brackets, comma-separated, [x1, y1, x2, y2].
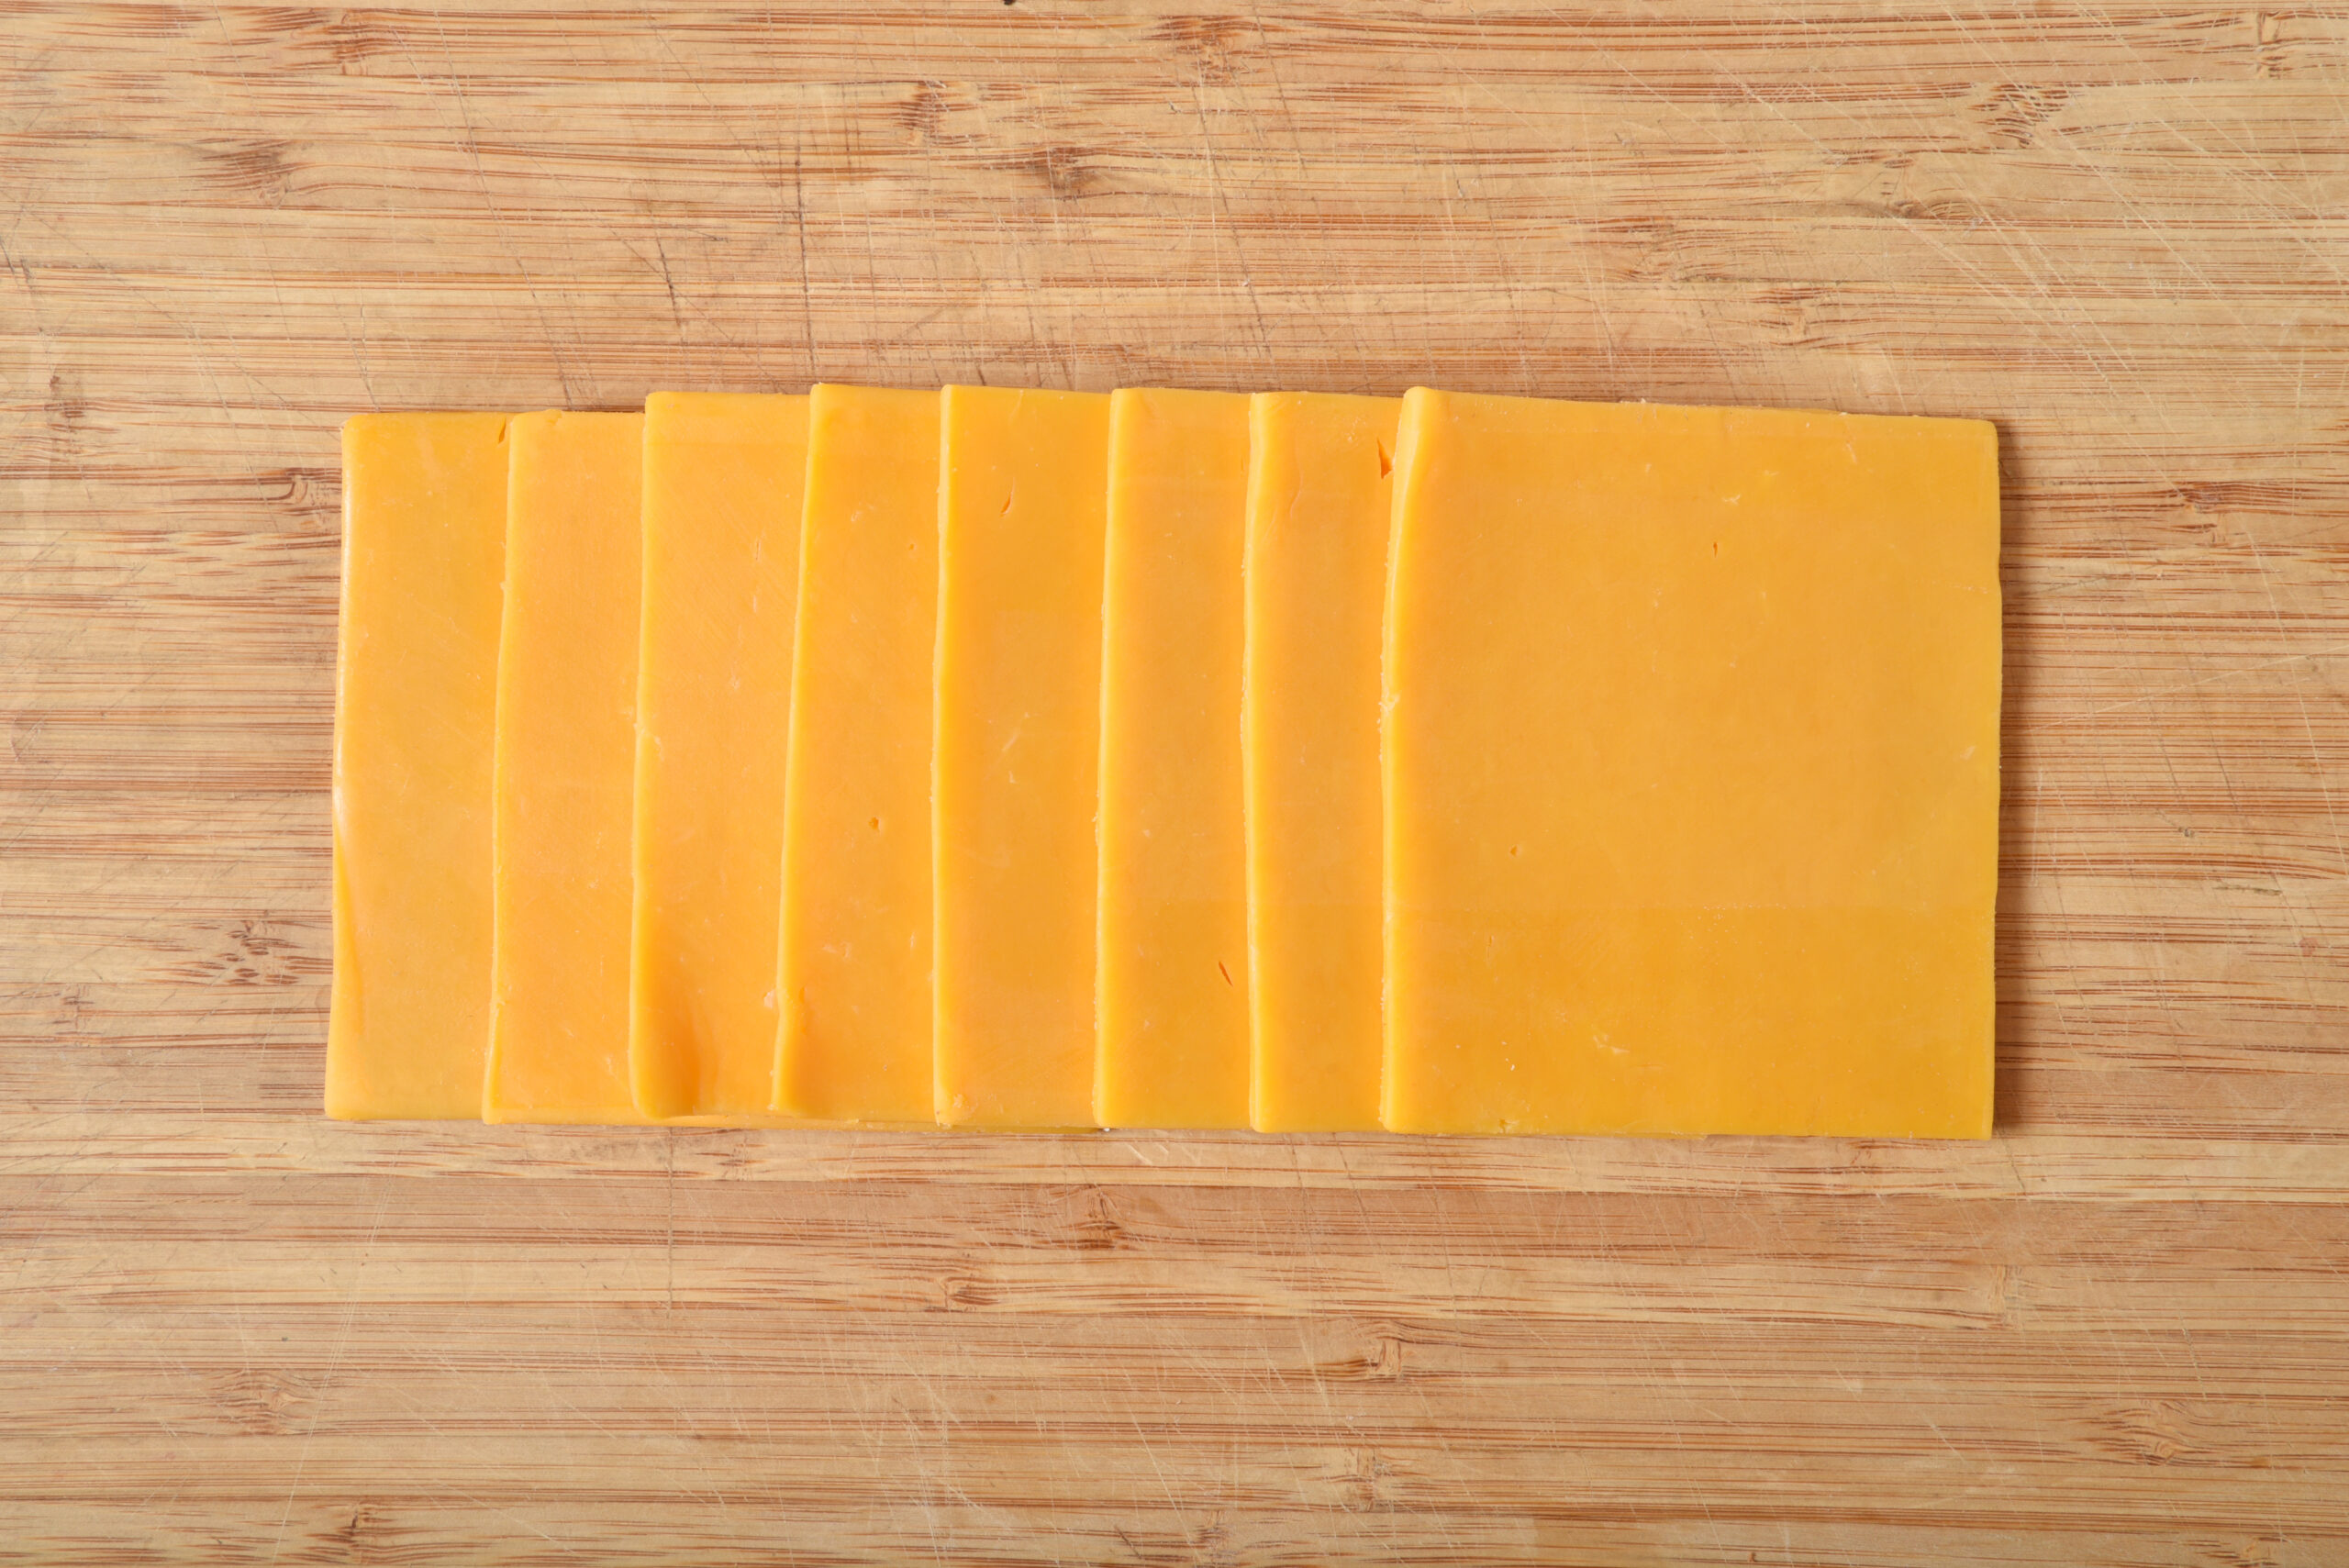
[328, 385, 2000, 1139]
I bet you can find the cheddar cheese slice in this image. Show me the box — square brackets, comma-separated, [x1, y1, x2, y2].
[485, 410, 650, 1125]
[1241, 392, 1397, 1132]
[629, 393, 808, 1120]
[1383, 389, 2000, 1139]
[1096, 388, 1252, 1129]
[326, 412, 509, 1119]
[933, 384, 1110, 1129]
[774, 385, 940, 1123]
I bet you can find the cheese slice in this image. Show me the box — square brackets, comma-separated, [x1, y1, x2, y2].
[326, 412, 509, 1119]
[1096, 388, 1252, 1129]
[629, 393, 808, 1120]
[774, 385, 940, 1123]
[1241, 392, 1397, 1132]
[484, 410, 651, 1125]
[933, 384, 1110, 1129]
[1383, 388, 2000, 1138]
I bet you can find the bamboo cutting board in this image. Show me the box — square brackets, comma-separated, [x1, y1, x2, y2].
[5, 4, 2347, 1562]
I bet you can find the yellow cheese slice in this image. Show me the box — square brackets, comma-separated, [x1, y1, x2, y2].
[933, 384, 1110, 1129]
[326, 412, 509, 1119]
[484, 410, 651, 1125]
[1241, 392, 1397, 1132]
[774, 385, 940, 1123]
[629, 393, 809, 1120]
[1096, 388, 1252, 1129]
[1383, 389, 2000, 1138]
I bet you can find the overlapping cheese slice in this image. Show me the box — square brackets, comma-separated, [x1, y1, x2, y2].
[629, 393, 807, 1121]
[327, 412, 509, 1119]
[1382, 390, 1999, 1138]
[1097, 388, 1252, 1129]
[932, 385, 1112, 1129]
[774, 386, 940, 1124]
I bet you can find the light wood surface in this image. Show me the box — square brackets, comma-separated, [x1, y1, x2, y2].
[5, 3, 2346, 1562]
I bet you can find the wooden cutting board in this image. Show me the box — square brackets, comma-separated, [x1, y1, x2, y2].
[5, 5, 2345, 1562]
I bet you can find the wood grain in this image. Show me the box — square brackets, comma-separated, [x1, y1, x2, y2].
[4, 2, 2346, 1562]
